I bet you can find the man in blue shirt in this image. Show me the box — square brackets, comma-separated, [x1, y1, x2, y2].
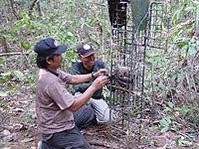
[71, 43, 114, 124]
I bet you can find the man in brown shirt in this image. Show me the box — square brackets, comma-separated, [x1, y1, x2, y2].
[34, 38, 108, 149]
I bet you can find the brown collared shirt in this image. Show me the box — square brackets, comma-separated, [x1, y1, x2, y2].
[36, 69, 75, 134]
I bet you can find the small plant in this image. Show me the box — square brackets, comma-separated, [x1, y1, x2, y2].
[176, 136, 193, 147]
[176, 105, 199, 128]
[0, 100, 6, 108]
[159, 116, 173, 133]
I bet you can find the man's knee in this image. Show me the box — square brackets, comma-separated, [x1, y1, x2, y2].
[74, 105, 96, 129]
[37, 141, 52, 149]
[82, 105, 95, 120]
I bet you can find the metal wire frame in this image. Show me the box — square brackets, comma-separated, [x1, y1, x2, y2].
[107, 0, 199, 148]
[107, 0, 168, 147]
[108, 0, 147, 125]
[108, 0, 170, 116]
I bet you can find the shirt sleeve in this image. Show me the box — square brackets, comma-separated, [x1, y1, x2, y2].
[46, 81, 74, 110]
[71, 63, 81, 75]
[71, 63, 92, 93]
[57, 69, 72, 83]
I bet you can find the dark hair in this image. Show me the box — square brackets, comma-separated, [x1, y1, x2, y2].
[36, 55, 55, 68]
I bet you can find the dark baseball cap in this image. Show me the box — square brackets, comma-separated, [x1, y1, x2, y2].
[34, 38, 67, 56]
[76, 43, 96, 58]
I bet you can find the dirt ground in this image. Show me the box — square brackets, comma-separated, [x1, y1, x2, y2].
[0, 86, 199, 149]
[0, 87, 126, 149]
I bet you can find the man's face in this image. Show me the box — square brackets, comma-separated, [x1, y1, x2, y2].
[47, 55, 62, 70]
[80, 54, 95, 70]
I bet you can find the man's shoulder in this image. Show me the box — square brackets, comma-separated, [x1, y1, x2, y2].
[37, 69, 58, 87]
[71, 62, 85, 74]
[72, 62, 82, 69]
[95, 60, 105, 67]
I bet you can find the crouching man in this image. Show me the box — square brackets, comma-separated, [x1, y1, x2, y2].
[71, 43, 115, 124]
[34, 38, 108, 149]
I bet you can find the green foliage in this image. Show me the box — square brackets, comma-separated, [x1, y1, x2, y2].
[0, 56, 31, 97]
[23, 111, 33, 124]
[0, 99, 6, 108]
[21, 41, 31, 51]
[24, 72, 36, 85]
[1, 0, 199, 137]
[0, 0, 110, 98]
[176, 105, 199, 127]
[0, 70, 24, 82]
[1, 0, 110, 68]
[176, 136, 193, 147]
[0, 91, 8, 97]
[159, 116, 173, 133]
[161, 102, 199, 131]
[167, 0, 198, 59]
[146, 1, 199, 121]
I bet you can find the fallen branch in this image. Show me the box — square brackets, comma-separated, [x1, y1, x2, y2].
[0, 125, 12, 131]
[111, 125, 127, 135]
[179, 19, 194, 27]
[177, 131, 196, 143]
[0, 51, 30, 57]
[88, 140, 111, 148]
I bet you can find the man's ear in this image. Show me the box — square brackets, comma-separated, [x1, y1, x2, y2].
[78, 54, 83, 59]
[46, 57, 52, 65]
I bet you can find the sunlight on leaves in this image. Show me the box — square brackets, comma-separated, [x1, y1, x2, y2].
[0, 91, 8, 97]
[13, 70, 24, 80]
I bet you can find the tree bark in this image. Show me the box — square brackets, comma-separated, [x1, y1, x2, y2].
[9, 0, 19, 19]
[29, 0, 42, 16]
[29, 0, 38, 16]
[37, 0, 42, 16]
[0, 36, 8, 53]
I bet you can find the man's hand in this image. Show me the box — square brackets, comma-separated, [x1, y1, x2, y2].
[91, 75, 108, 90]
[93, 69, 108, 78]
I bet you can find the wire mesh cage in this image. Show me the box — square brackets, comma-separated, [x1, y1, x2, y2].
[108, 0, 149, 124]
[108, 0, 199, 147]
[107, 0, 169, 146]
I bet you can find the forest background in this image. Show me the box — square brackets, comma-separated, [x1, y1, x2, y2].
[0, 0, 199, 148]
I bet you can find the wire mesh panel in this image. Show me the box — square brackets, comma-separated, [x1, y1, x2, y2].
[147, 1, 168, 49]
[108, 0, 148, 125]
[109, 0, 169, 118]
[109, 0, 198, 148]
[107, 0, 168, 147]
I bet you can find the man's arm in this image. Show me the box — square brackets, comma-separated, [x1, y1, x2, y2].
[68, 76, 108, 111]
[70, 69, 108, 84]
[49, 75, 108, 112]
[70, 65, 108, 84]
[70, 64, 92, 92]
[70, 73, 93, 84]
[57, 69, 93, 89]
